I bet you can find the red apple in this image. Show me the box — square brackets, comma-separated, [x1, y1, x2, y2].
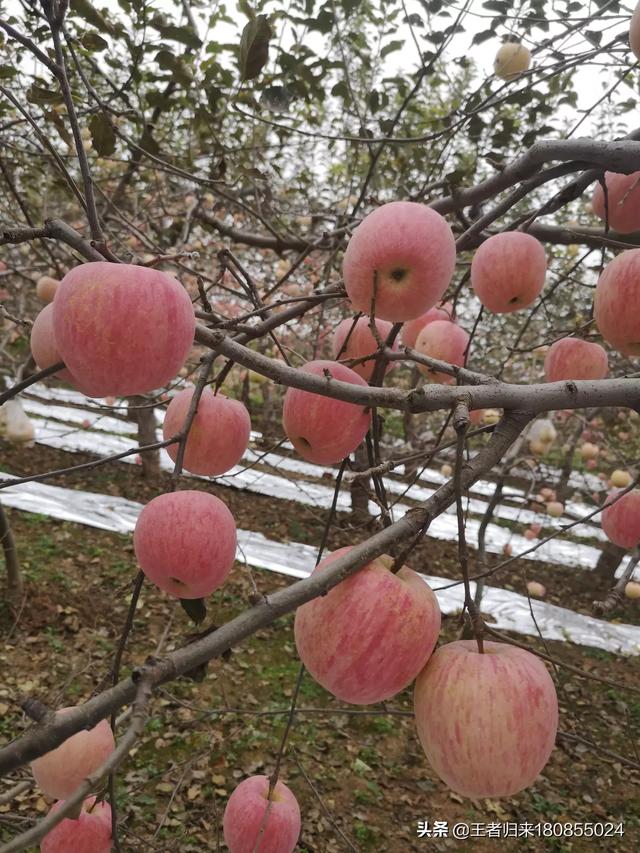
[282, 360, 370, 464]
[30, 304, 75, 382]
[342, 202, 456, 322]
[414, 320, 469, 384]
[544, 338, 608, 382]
[401, 302, 454, 349]
[332, 316, 397, 381]
[526, 580, 546, 598]
[31, 709, 115, 799]
[294, 547, 441, 704]
[53, 262, 195, 396]
[223, 775, 300, 853]
[601, 488, 640, 548]
[162, 387, 251, 476]
[414, 640, 558, 798]
[41, 797, 112, 853]
[471, 232, 546, 313]
[592, 171, 640, 233]
[133, 490, 237, 598]
[594, 249, 640, 356]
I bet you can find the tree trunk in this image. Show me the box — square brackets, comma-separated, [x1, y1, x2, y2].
[129, 397, 160, 479]
[594, 540, 625, 586]
[0, 502, 22, 602]
[350, 443, 371, 522]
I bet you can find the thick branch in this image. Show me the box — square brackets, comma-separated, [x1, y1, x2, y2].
[195, 326, 640, 415]
[0, 411, 530, 776]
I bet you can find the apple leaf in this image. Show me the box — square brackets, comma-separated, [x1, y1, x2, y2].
[180, 597, 207, 624]
[238, 15, 272, 81]
[89, 113, 116, 156]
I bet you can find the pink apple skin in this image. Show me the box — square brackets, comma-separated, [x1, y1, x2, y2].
[162, 388, 251, 476]
[53, 262, 195, 397]
[133, 490, 237, 598]
[342, 202, 456, 322]
[223, 775, 301, 853]
[401, 302, 454, 349]
[414, 320, 470, 385]
[41, 797, 112, 853]
[282, 360, 370, 464]
[594, 249, 640, 356]
[544, 338, 608, 382]
[414, 640, 558, 798]
[471, 232, 546, 313]
[332, 316, 398, 381]
[601, 488, 640, 548]
[592, 171, 640, 233]
[632, 2, 640, 61]
[294, 547, 441, 704]
[30, 304, 75, 383]
[31, 709, 115, 800]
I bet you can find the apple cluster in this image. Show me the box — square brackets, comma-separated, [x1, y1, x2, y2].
[31, 710, 115, 851]
[294, 548, 558, 799]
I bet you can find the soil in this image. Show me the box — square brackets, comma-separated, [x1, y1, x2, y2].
[0, 439, 638, 852]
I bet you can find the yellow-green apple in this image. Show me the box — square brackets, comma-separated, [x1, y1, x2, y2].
[162, 387, 251, 476]
[580, 442, 599, 460]
[414, 320, 469, 384]
[40, 797, 112, 853]
[494, 41, 531, 80]
[440, 463, 453, 477]
[294, 547, 441, 704]
[401, 302, 454, 349]
[133, 490, 236, 598]
[53, 262, 195, 396]
[544, 338, 608, 382]
[471, 232, 546, 313]
[546, 501, 564, 517]
[527, 418, 556, 456]
[594, 249, 640, 355]
[223, 775, 300, 853]
[342, 201, 456, 322]
[31, 709, 115, 799]
[601, 488, 640, 548]
[36, 275, 60, 304]
[481, 409, 501, 425]
[30, 304, 75, 382]
[610, 469, 632, 488]
[414, 640, 558, 798]
[625, 581, 640, 599]
[592, 172, 640, 233]
[332, 316, 398, 381]
[282, 360, 370, 464]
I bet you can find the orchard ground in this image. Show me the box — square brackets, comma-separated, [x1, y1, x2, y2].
[0, 439, 638, 852]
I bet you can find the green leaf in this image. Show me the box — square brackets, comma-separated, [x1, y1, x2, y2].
[26, 84, 63, 105]
[89, 113, 116, 156]
[151, 22, 203, 49]
[180, 597, 207, 625]
[70, 0, 112, 32]
[80, 31, 108, 51]
[238, 14, 272, 81]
